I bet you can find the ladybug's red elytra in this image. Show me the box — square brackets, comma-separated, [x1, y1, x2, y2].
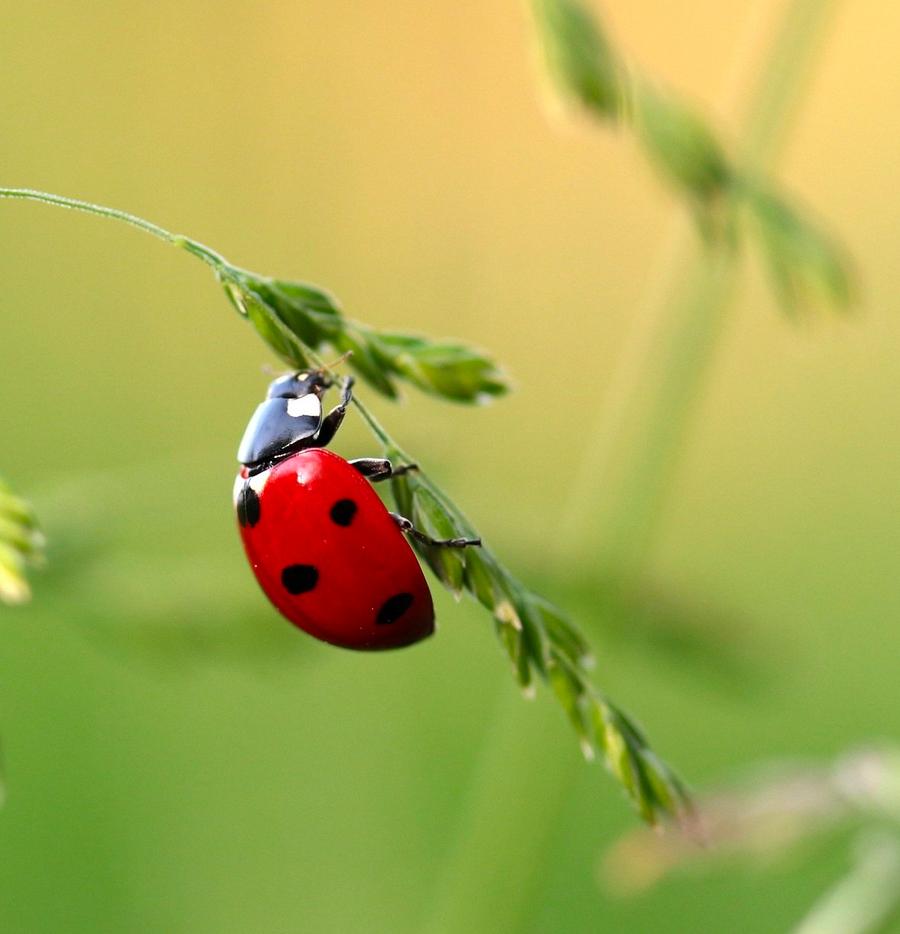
[234, 370, 480, 650]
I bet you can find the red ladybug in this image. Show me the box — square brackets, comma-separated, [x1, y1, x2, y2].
[234, 370, 479, 650]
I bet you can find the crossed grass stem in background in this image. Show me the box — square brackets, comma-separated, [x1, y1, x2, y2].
[0, 187, 690, 825]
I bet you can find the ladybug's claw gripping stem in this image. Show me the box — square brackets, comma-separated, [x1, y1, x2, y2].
[390, 513, 481, 549]
[338, 375, 354, 408]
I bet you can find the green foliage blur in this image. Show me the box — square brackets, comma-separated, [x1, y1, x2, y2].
[2, 1, 899, 932]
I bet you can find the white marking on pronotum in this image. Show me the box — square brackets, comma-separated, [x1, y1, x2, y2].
[286, 394, 321, 419]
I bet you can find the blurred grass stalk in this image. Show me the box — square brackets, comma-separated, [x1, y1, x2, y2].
[422, 1, 842, 931]
[793, 834, 900, 934]
[603, 746, 900, 893]
[561, 0, 842, 571]
[602, 746, 900, 934]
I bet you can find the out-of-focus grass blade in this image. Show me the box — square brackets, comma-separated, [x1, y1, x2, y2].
[530, 0, 624, 118]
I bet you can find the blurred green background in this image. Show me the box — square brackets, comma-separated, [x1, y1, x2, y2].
[2, 0, 899, 931]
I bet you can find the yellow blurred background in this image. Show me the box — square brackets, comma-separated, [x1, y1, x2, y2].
[2, 1, 899, 931]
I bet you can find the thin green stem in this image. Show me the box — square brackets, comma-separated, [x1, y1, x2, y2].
[740, 0, 839, 168]
[171, 235, 232, 273]
[347, 396, 396, 453]
[579, 244, 737, 572]
[0, 188, 178, 244]
[0, 188, 230, 273]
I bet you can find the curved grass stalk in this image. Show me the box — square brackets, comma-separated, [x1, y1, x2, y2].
[0, 187, 689, 825]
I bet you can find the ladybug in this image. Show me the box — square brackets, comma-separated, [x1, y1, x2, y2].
[233, 370, 480, 650]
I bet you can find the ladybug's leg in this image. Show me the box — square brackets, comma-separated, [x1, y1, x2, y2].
[390, 513, 481, 549]
[350, 458, 390, 481]
[315, 376, 355, 448]
[350, 458, 419, 483]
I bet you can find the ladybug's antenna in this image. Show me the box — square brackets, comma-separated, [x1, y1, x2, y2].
[322, 350, 353, 373]
[261, 352, 351, 385]
[310, 350, 354, 389]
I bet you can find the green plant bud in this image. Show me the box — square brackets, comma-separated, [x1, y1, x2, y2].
[224, 282, 310, 370]
[411, 486, 467, 594]
[515, 595, 553, 675]
[0, 489, 37, 529]
[595, 703, 642, 807]
[249, 277, 343, 346]
[548, 656, 595, 759]
[403, 346, 508, 403]
[462, 549, 497, 611]
[744, 184, 855, 313]
[635, 83, 732, 203]
[0, 516, 41, 555]
[494, 602, 533, 693]
[0, 541, 29, 605]
[536, 597, 593, 668]
[372, 333, 509, 403]
[531, 0, 624, 119]
[334, 328, 399, 398]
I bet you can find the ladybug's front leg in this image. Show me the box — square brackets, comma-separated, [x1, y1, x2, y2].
[315, 376, 355, 448]
[390, 513, 481, 549]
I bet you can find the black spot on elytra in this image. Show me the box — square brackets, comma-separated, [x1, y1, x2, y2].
[236, 484, 261, 527]
[282, 564, 319, 594]
[376, 592, 413, 625]
[330, 498, 357, 527]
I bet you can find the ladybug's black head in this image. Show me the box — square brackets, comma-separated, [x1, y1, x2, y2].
[266, 369, 331, 401]
[238, 369, 334, 470]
